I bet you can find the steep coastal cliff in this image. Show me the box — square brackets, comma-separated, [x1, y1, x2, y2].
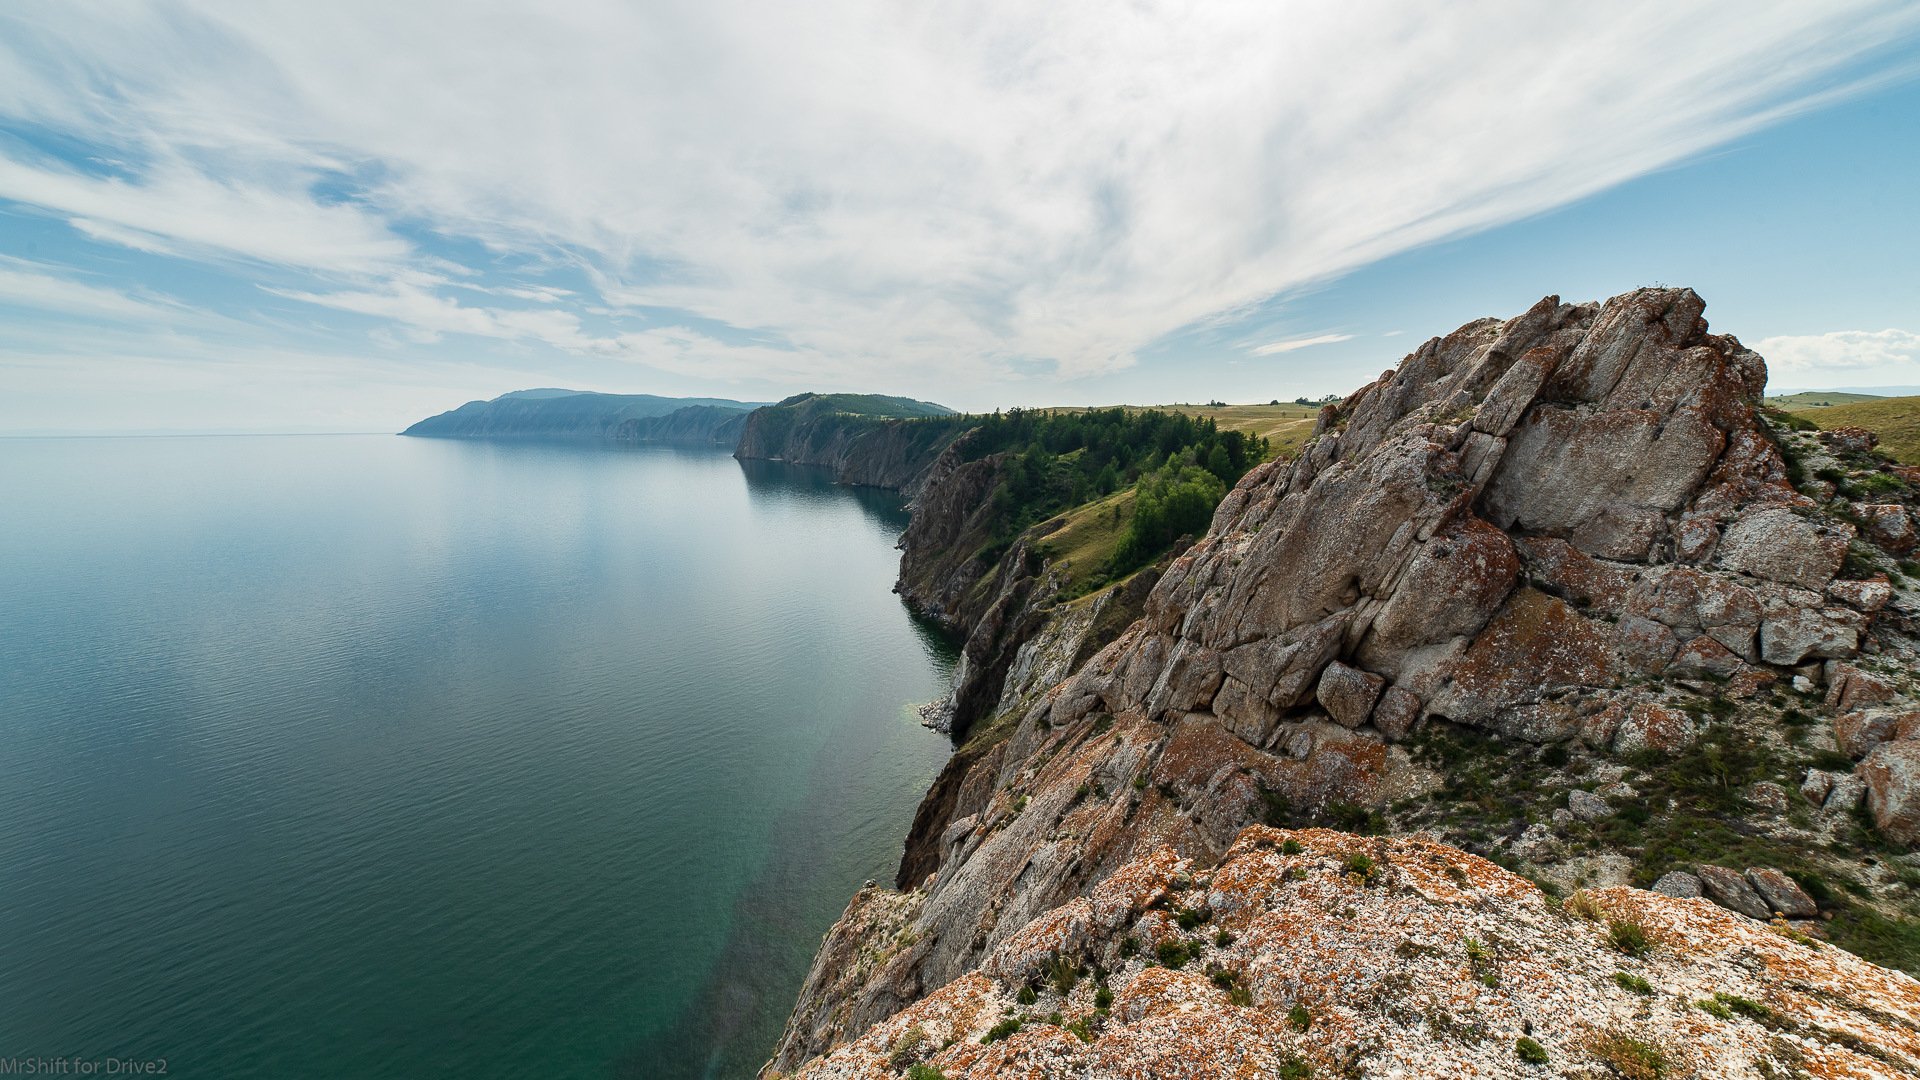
[767, 288, 1920, 1078]
[732, 394, 963, 496]
[401, 388, 761, 440]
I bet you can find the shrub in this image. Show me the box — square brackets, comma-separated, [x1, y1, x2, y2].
[1287, 1003, 1312, 1031]
[981, 1017, 1022, 1044]
[1046, 952, 1081, 994]
[1155, 939, 1196, 969]
[1016, 985, 1037, 1005]
[1710, 992, 1778, 1027]
[1093, 985, 1114, 1011]
[1176, 906, 1212, 930]
[1214, 929, 1235, 947]
[1515, 1036, 1549, 1064]
[888, 1024, 931, 1069]
[1608, 919, 1651, 957]
[1342, 852, 1378, 883]
[1697, 998, 1733, 1020]
[906, 1067, 948, 1080]
[1278, 1054, 1311, 1080]
[1613, 971, 1653, 995]
[1064, 1016, 1094, 1043]
[1591, 1032, 1667, 1080]
[1281, 838, 1305, 855]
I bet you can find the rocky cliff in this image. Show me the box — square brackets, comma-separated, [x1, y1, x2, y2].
[400, 388, 761, 439]
[733, 394, 965, 496]
[766, 288, 1920, 1077]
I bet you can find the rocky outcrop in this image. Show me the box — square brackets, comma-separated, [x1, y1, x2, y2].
[767, 289, 1920, 1076]
[733, 395, 965, 496]
[781, 829, 1920, 1079]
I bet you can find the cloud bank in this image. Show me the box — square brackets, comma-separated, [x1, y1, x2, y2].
[1, 1, 1917, 395]
[1757, 328, 1920, 386]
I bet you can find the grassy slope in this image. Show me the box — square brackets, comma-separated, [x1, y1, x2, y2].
[1766, 391, 1886, 410]
[1800, 395, 1920, 465]
[1032, 489, 1135, 594]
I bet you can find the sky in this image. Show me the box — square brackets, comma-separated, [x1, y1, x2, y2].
[1, 2, 1918, 434]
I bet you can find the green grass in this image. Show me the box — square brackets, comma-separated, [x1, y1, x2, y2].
[1801, 394, 1920, 464]
[1515, 1036, 1549, 1065]
[1033, 489, 1137, 594]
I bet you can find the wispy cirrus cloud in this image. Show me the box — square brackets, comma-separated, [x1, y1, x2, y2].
[0, 1, 1917, 401]
[1253, 333, 1356, 357]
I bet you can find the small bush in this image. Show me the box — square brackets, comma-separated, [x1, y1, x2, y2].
[1155, 939, 1196, 969]
[1093, 985, 1113, 1011]
[1176, 906, 1212, 930]
[1608, 919, 1651, 957]
[1564, 890, 1603, 921]
[906, 1066, 947, 1080]
[1016, 985, 1037, 1005]
[1710, 992, 1778, 1026]
[1342, 852, 1379, 883]
[1591, 1032, 1667, 1080]
[1064, 1016, 1094, 1043]
[981, 1017, 1021, 1044]
[888, 1024, 931, 1069]
[1119, 935, 1139, 959]
[1287, 1003, 1312, 1031]
[1046, 952, 1081, 994]
[1515, 1036, 1549, 1065]
[1278, 1054, 1311, 1080]
[1281, 838, 1305, 855]
[1214, 929, 1235, 947]
[1613, 971, 1653, 995]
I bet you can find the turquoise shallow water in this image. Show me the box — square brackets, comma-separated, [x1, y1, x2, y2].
[0, 435, 955, 1079]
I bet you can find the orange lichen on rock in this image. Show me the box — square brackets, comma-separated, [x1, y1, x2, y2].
[786, 829, 1920, 1079]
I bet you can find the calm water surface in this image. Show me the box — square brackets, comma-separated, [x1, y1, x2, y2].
[0, 435, 955, 1078]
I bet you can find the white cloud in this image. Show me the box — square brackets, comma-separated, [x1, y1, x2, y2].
[0, 2, 1916, 394]
[0, 256, 178, 321]
[1756, 328, 1920, 384]
[1253, 333, 1355, 356]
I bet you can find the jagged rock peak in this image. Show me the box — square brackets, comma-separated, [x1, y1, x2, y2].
[1048, 287, 1860, 756]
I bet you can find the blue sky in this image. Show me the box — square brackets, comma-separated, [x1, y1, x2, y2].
[1, 3, 1917, 434]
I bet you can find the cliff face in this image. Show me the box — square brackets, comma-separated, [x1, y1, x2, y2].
[733, 395, 965, 496]
[610, 404, 749, 445]
[767, 288, 1920, 1076]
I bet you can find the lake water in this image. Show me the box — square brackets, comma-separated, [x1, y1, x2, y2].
[0, 435, 955, 1079]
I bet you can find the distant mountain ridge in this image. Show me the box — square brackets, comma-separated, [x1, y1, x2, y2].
[400, 389, 768, 442]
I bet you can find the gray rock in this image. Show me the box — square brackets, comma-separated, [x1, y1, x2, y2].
[1315, 660, 1384, 730]
[1651, 871, 1703, 899]
[1697, 864, 1773, 921]
[1760, 607, 1861, 666]
[1744, 781, 1790, 815]
[1371, 686, 1422, 742]
[1862, 741, 1920, 848]
[1800, 769, 1837, 807]
[1568, 789, 1613, 822]
[1716, 507, 1849, 590]
[1825, 773, 1867, 814]
[1745, 868, 1817, 918]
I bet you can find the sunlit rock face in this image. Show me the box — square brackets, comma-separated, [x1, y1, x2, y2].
[767, 289, 1920, 1076]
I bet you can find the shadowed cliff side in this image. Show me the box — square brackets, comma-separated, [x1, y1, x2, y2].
[732, 393, 964, 496]
[766, 288, 1920, 1077]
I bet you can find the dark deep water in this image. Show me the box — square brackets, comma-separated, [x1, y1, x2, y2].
[0, 435, 956, 1078]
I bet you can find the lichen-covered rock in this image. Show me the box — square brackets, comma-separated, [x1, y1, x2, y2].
[769, 289, 1917, 1074]
[784, 830, 1920, 1079]
[1697, 864, 1773, 921]
[1745, 867, 1817, 919]
[1314, 660, 1383, 730]
[1862, 742, 1920, 847]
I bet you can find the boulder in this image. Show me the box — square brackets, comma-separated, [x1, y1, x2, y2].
[1820, 426, 1878, 454]
[1371, 686, 1421, 742]
[1611, 703, 1695, 756]
[1716, 507, 1848, 590]
[1697, 864, 1773, 921]
[1824, 662, 1895, 712]
[1759, 606, 1861, 666]
[1651, 871, 1702, 899]
[1670, 635, 1745, 679]
[1827, 576, 1893, 614]
[1835, 710, 1904, 761]
[1744, 781, 1789, 815]
[1800, 769, 1837, 806]
[1568, 789, 1612, 822]
[1861, 742, 1920, 848]
[1852, 503, 1916, 555]
[1825, 773, 1867, 814]
[1745, 868, 1817, 918]
[1315, 661, 1384, 730]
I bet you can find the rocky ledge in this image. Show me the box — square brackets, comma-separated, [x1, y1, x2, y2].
[781, 828, 1920, 1079]
[767, 288, 1920, 1077]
